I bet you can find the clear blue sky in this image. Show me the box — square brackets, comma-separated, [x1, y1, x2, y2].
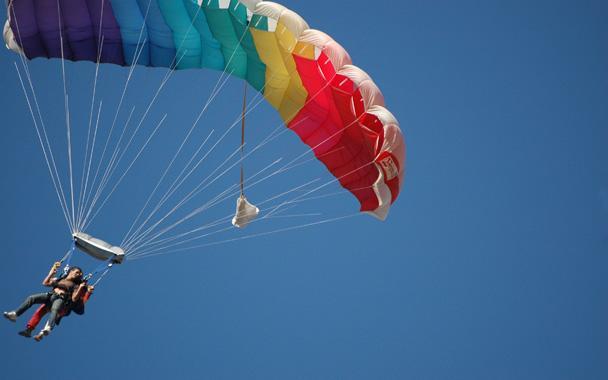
[1, 1, 607, 379]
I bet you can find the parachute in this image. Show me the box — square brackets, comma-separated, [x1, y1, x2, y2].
[4, 0, 405, 222]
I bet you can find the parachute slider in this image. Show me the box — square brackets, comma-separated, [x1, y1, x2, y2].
[73, 232, 125, 264]
[232, 195, 259, 228]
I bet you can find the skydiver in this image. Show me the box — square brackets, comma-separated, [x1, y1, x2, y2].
[18, 284, 94, 341]
[3, 263, 88, 338]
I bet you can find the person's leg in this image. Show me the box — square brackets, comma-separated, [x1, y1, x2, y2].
[46, 297, 65, 330]
[35, 296, 64, 341]
[18, 305, 48, 337]
[28, 305, 49, 329]
[54, 305, 70, 326]
[11, 292, 51, 317]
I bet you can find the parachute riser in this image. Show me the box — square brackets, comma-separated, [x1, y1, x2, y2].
[83, 260, 114, 287]
[59, 242, 76, 276]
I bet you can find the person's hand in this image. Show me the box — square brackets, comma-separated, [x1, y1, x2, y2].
[77, 283, 87, 292]
[87, 285, 95, 293]
[51, 262, 61, 273]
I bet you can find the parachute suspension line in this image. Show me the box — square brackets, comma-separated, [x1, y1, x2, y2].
[76, 31, 106, 232]
[80, 42, 146, 223]
[127, 169, 355, 259]
[125, 181, 242, 253]
[127, 61, 364, 254]
[191, 213, 359, 251]
[13, 64, 73, 234]
[129, 213, 360, 261]
[80, 113, 168, 232]
[280, 185, 374, 206]
[122, 77, 266, 250]
[84, 55, 186, 233]
[9, 5, 73, 232]
[144, 153, 374, 252]
[126, 177, 320, 257]
[139, 73, 350, 240]
[265, 161, 377, 220]
[120, 129, 216, 248]
[226, 88, 377, 215]
[142, 112, 287, 220]
[125, 170, 276, 255]
[121, 128, 216, 247]
[122, 139, 247, 252]
[124, 109, 302, 253]
[124, 157, 288, 254]
[264, 212, 323, 220]
[82, 51, 188, 231]
[125, 12, 333, 251]
[76, 0, 108, 231]
[126, 138, 332, 256]
[79, 106, 136, 230]
[94, 0, 221, 240]
[205, 72, 348, 213]
[124, 5, 256, 241]
[55, 0, 77, 234]
[128, 172, 326, 257]
[240, 81, 247, 196]
[127, 187, 241, 254]
[122, 17, 260, 246]
[84, 102, 137, 218]
[84, 104, 137, 207]
[123, 14, 277, 248]
[81, 46, 190, 231]
[128, 116, 373, 257]
[121, 70, 237, 248]
[76, 100, 104, 233]
[79, 0, 152, 228]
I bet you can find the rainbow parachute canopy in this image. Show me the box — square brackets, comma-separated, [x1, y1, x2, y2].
[4, 0, 405, 220]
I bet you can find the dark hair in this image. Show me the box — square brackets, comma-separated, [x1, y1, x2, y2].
[68, 266, 83, 275]
[57, 266, 84, 285]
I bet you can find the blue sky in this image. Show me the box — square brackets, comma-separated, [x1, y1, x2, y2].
[1, 1, 607, 379]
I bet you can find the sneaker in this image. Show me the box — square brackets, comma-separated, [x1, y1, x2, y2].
[18, 328, 33, 338]
[3, 311, 17, 322]
[33, 332, 45, 342]
[41, 322, 51, 336]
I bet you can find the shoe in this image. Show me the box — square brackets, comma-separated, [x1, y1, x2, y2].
[41, 322, 51, 336]
[3, 311, 17, 322]
[18, 328, 33, 338]
[33, 332, 45, 342]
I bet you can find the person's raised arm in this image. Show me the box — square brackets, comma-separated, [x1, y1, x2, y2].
[42, 262, 61, 286]
[82, 286, 94, 303]
[72, 283, 88, 303]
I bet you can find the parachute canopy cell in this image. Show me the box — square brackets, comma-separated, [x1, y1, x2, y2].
[73, 232, 125, 264]
[4, 0, 406, 220]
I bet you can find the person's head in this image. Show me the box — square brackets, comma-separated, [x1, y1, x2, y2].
[66, 266, 83, 282]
